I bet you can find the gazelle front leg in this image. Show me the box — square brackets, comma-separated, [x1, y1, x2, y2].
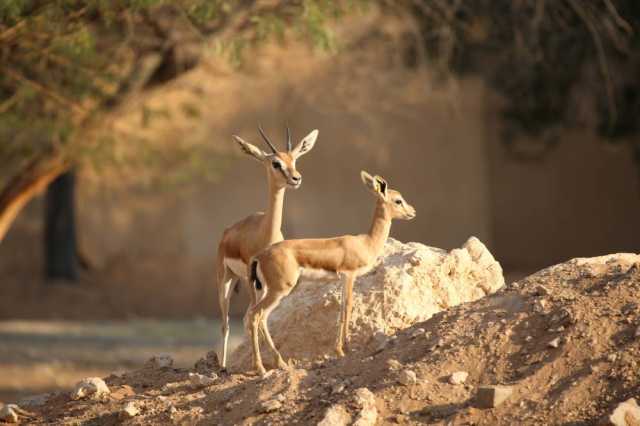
[218, 267, 236, 370]
[335, 273, 355, 357]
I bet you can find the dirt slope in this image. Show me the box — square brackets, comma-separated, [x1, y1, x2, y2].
[7, 253, 640, 425]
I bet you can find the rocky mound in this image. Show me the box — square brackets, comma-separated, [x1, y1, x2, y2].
[5, 252, 640, 425]
[231, 237, 504, 369]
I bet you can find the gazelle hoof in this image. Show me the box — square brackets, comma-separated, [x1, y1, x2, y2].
[256, 366, 268, 376]
[336, 348, 346, 358]
[277, 359, 289, 370]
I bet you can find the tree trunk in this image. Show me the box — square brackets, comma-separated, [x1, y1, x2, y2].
[0, 154, 69, 244]
[44, 171, 78, 281]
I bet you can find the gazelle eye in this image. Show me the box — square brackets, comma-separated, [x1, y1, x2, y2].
[272, 161, 281, 169]
[395, 199, 403, 205]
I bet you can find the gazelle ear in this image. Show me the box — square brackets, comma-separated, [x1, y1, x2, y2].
[233, 135, 266, 161]
[361, 170, 378, 193]
[374, 175, 388, 199]
[291, 129, 318, 159]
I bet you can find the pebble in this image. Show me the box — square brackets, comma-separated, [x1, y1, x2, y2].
[318, 404, 351, 426]
[609, 398, 640, 426]
[398, 370, 417, 386]
[353, 388, 377, 426]
[386, 359, 402, 371]
[449, 371, 469, 385]
[548, 337, 561, 348]
[188, 372, 217, 388]
[411, 328, 425, 338]
[120, 401, 140, 419]
[607, 353, 618, 362]
[0, 405, 19, 423]
[70, 377, 110, 400]
[475, 385, 513, 408]
[146, 354, 174, 369]
[260, 399, 282, 413]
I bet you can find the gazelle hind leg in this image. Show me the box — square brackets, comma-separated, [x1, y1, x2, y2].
[335, 273, 355, 357]
[248, 285, 291, 375]
[261, 300, 287, 369]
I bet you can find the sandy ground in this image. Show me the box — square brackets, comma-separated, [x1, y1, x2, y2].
[0, 319, 242, 403]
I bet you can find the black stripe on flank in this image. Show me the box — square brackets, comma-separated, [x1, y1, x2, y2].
[251, 260, 262, 290]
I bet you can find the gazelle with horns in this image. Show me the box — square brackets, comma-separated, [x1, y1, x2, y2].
[247, 171, 416, 375]
[216, 125, 319, 370]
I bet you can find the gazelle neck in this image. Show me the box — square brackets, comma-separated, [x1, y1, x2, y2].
[367, 200, 392, 255]
[263, 172, 286, 243]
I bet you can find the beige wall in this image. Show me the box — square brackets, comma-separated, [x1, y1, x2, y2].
[1, 11, 638, 318]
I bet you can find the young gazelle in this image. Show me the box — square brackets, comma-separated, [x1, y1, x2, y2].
[247, 171, 416, 375]
[216, 126, 318, 370]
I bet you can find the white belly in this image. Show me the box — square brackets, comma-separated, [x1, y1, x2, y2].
[224, 258, 248, 280]
[299, 267, 340, 282]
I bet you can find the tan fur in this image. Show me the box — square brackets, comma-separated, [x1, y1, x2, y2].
[216, 128, 318, 369]
[246, 172, 416, 375]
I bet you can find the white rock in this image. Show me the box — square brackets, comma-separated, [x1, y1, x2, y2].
[398, 370, 417, 386]
[610, 398, 640, 426]
[146, 354, 174, 369]
[476, 386, 513, 408]
[411, 328, 426, 338]
[449, 371, 469, 385]
[0, 405, 18, 423]
[120, 401, 140, 418]
[548, 337, 561, 348]
[353, 388, 377, 426]
[317, 404, 351, 426]
[260, 399, 282, 413]
[188, 372, 217, 388]
[386, 359, 402, 371]
[231, 238, 504, 367]
[70, 377, 110, 400]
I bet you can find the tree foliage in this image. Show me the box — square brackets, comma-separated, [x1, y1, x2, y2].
[0, 0, 362, 185]
[410, 0, 640, 161]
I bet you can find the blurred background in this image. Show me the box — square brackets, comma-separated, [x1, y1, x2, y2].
[1, 0, 639, 402]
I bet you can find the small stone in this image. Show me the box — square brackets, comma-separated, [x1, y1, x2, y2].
[609, 398, 640, 426]
[398, 370, 417, 386]
[194, 351, 221, 373]
[318, 404, 352, 426]
[331, 383, 346, 394]
[260, 399, 282, 413]
[449, 371, 469, 385]
[533, 285, 549, 296]
[411, 328, 425, 338]
[525, 335, 533, 342]
[548, 337, 561, 348]
[146, 354, 174, 369]
[0, 405, 19, 423]
[371, 332, 389, 353]
[353, 388, 377, 426]
[607, 353, 618, 362]
[386, 359, 402, 371]
[475, 385, 513, 408]
[120, 401, 140, 419]
[70, 377, 110, 400]
[188, 372, 217, 388]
